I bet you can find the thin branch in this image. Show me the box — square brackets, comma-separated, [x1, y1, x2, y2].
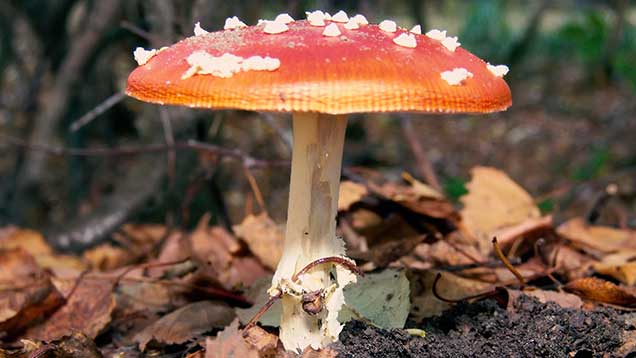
[0, 134, 288, 169]
[399, 115, 442, 192]
[492, 237, 526, 290]
[159, 108, 176, 187]
[69, 91, 126, 132]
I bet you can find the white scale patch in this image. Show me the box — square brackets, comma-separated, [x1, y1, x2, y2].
[274, 13, 294, 24]
[425, 29, 461, 52]
[182, 51, 280, 79]
[133, 47, 157, 66]
[487, 63, 509, 77]
[306, 10, 328, 26]
[379, 20, 397, 33]
[344, 19, 359, 30]
[425, 29, 446, 41]
[263, 21, 289, 34]
[323, 23, 341, 37]
[331, 10, 349, 23]
[441, 36, 461, 52]
[441, 68, 473, 85]
[393, 33, 417, 48]
[351, 14, 368, 25]
[223, 16, 247, 30]
[194, 22, 208, 36]
[410, 25, 422, 34]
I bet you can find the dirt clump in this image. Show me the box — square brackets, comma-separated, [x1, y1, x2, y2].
[335, 295, 623, 358]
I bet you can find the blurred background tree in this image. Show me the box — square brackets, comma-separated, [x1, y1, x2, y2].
[0, 0, 634, 250]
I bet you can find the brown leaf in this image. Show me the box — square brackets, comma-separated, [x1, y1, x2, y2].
[376, 181, 456, 219]
[0, 229, 84, 276]
[410, 270, 491, 321]
[460, 167, 540, 254]
[205, 319, 263, 358]
[233, 214, 283, 270]
[0, 248, 65, 338]
[191, 215, 268, 290]
[338, 181, 368, 211]
[135, 301, 235, 351]
[557, 218, 636, 254]
[25, 275, 116, 341]
[24, 332, 102, 358]
[0, 227, 52, 256]
[83, 244, 134, 271]
[564, 277, 636, 308]
[594, 250, 636, 285]
[506, 289, 583, 310]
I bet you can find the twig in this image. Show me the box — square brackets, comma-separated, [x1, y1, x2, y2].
[0, 134, 287, 169]
[492, 237, 526, 290]
[242, 165, 267, 215]
[399, 115, 442, 192]
[243, 289, 282, 333]
[291, 256, 364, 282]
[244, 256, 363, 331]
[69, 91, 126, 132]
[586, 183, 618, 224]
[159, 108, 176, 188]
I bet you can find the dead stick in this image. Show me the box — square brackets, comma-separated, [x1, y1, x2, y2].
[492, 237, 526, 290]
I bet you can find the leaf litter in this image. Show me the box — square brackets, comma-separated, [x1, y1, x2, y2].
[1, 165, 635, 357]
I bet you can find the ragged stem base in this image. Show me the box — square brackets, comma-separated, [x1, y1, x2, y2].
[272, 112, 353, 352]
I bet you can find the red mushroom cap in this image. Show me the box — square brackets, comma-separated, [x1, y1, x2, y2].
[127, 19, 511, 114]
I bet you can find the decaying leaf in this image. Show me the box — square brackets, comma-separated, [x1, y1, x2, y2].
[410, 270, 492, 321]
[191, 214, 268, 290]
[460, 167, 541, 254]
[339, 269, 410, 329]
[25, 275, 116, 341]
[557, 218, 636, 254]
[376, 181, 456, 219]
[233, 213, 283, 270]
[565, 277, 636, 308]
[506, 289, 583, 310]
[594, 250, 636, 285]
[338, 181, 368, 211]
[0, 228, 85, 275]
[135, 301, 235, 350]
[21, 332, 102, 358]
[0, 249, 65, 338]
[205, 319, 262, 358]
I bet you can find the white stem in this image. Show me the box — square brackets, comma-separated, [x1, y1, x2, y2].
[273, 112, 351, 352]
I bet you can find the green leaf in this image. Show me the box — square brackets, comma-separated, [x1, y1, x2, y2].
[339, 269, 410, 329]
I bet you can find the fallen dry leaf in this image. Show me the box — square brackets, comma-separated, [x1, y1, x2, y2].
[338, 181, 368, 211]
[22, 332, 102, 358]
[0, 227, 52, 256]
[565, 277, 636, 308]
[135, 300, 235, 350]
[0, 228, 85, 276]
[191, 215, 268, 290]
[376, 181, 456, 219]
[410, 270, 492, 321]
[506, 289, 583, 310]
[205, 319, 266, 358]
[83, 244, 137, 271]
[557, 218, 636, 254]
[460, 167, 541, 254]
[0, 249, 65, 338]
[233, 213, 283, 270]
[25, 274, 116, 341]
[594, 250, 636, 285]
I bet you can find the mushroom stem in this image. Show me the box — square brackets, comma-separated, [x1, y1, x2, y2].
[273, 112, 353, 351]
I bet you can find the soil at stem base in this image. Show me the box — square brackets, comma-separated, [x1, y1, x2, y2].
[334, 295, 623, 358]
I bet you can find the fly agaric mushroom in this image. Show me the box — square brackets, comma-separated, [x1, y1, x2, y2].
[126, 11, 511, 352]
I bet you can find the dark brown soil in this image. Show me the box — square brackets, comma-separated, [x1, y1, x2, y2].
[334, 296, 625, 358]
